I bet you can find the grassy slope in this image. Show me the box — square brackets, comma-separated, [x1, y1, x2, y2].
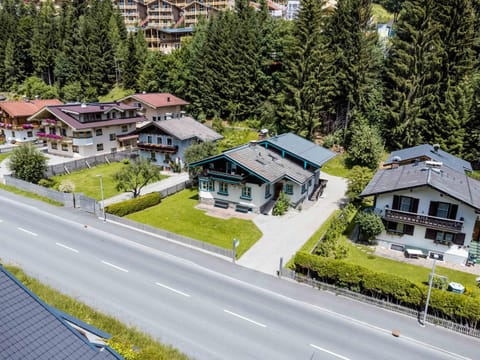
[0, 183, 64, 206]
[127, 188, 262, 257]
[4, 264, 189, 360]
[98, 87, 135, 102]
[372, 3, 394, 23]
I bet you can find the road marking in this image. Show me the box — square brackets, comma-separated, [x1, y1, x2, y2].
[310, 344, 350, 360]
[101, 260, 128, 273]
[155, 282, 190, 297]
[223, 309, 267, 328]
[55, 242, 79, 253]
[18, 227, 38, 236]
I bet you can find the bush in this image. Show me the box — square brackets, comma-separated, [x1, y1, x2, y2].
[272, 191, 289, 216]
[105, 192, 161, 217]
[38, 178, 57, 188]
[122, 158, 130, 165]
[347, 166, 374, 204]
[355, 211, 385, 243]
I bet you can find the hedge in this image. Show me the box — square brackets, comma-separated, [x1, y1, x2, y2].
[294, 252, 480, 328]
[105, 192, 162, 217]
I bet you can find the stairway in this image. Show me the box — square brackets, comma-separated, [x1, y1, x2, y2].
[469, 240, 480, 260]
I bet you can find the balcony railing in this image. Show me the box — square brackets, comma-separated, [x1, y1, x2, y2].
[203, 169, 247, 183]
[137, 142, 178, 153]
[384, 209, 463, 232]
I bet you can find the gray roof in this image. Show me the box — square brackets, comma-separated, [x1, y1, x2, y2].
[0, 266, 122, 360]
[384, 144, 472, 173]
[261, 133, 336, 168]
[224, 144, 313, 184]
[360, 162, 480, 211]
[137, 117, 223, 142]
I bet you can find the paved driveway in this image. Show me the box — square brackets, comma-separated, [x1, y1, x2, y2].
[237, 173, 348, 274]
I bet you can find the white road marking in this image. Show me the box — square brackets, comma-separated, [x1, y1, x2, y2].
[101, 260, 129, 273]
[223, 309, 267, 328]
[155, 282, 190, 297]
[310, 344, 350, 360]
[18, 227, 38, 236]
[0, 219, 3, 223]
[55, 242, 79, 253]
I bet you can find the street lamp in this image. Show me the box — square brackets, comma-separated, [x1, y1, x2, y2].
[422, 253, 441, 326]
[232, 239, 240, 263]
[96, 174, 106, 222]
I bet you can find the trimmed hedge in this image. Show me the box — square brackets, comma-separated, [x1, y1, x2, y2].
[105, 192, 162, 217]
[294, 252, 480, 328]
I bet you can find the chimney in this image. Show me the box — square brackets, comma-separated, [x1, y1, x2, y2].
[249, 140, 258, 147]
[391, 156, 401, 169]
[167, 96, 171, 102]
[433, 143, 440, 152]
[258, 128, 269, 140]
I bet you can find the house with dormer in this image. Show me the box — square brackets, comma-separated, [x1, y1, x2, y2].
[28, 102, 145, 157]
[189, 133, 336, 214]
[0, 99, 63, 144]
[361, 146, 480, 264]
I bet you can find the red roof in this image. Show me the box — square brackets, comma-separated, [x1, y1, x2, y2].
[128, 93, 189, 109]
[0, 99, 63, 117]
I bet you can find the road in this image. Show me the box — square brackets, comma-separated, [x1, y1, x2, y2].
[1, 190, 478, 360]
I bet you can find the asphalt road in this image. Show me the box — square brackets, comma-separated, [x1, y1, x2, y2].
[1, 191, 479, 360]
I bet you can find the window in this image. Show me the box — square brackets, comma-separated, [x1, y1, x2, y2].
[73, 145, 79, 153]
[167, 138, 172, 145]
[218, 182, 228, 195]
[386, 221, 414, 235]
[265, 184, 271, 199]
[111, 148, 117, 153]
[428, 201, 458, 219]
[425, 228, 459, 245]
[150, 152, 156, 161]
[153, 116, 158, 121]
[27, 131, 33, 137]
[241, 186, 252, 200]
[51, 143, 57, 150]
[284, 183, 293, 195]
[301, 183, 307, 194]
[61, 128, 67, 136]
[157, 137, 162, 144]
[121, 125, 128, 132]
[199, 179, 214, 192]
[147, 135, 153, 144]
[97, 143, 104, 151]
[61, 144, 68, 152]
[109, 133, 117, 141]
[11, 131, 15, 137]
[96, 129, 103, 136]
[392, 195, 418, 213]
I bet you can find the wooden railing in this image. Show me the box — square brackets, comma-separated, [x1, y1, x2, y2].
[384, 209, 463, 232]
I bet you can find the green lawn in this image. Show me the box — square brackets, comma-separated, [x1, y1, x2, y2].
[321, 154, 352, 178]
[50, 162, 167, 200]
[0, 183, 63, 206]
[217, 128, 259, 152]
[469, 170, 480, 181]
[126, 188, 262, 257]
[344, 242, 480, 295]
[98, 86, 134, 102]
[0, 152, 10, 163]
[372, 4, 394, 23]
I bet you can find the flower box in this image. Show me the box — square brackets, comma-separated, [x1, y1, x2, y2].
[22, 124, 34, 129]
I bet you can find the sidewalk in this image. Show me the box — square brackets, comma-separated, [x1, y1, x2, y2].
[103, 171, 190, 206]
[237, 173, 348, 275]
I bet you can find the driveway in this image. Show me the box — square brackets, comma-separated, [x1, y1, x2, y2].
[237, 173, 348, 275]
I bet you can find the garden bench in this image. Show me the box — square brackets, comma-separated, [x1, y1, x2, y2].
[214, 199, 229, 209]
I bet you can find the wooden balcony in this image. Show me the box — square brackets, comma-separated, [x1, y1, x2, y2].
[384, 209, 463, 232]
[137, 142, 178, 153]
[203, 169, 247, 184]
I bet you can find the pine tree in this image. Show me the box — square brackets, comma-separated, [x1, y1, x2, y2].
[122, 34, 139, 91]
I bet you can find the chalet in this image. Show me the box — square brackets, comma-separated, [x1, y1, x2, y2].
[189, 133, 335, 214]
[120, 92, 189, 122]
[361, 151, 480, 265]
[130, 116, 222, 170]
[28, 102, 145, 157]
[0, 99, 63, 144]
[0, 265, 123, 359]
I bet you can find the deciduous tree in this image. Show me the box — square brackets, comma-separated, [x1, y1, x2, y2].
[8, 143, 48, 184]
[113, 158, 161, 198]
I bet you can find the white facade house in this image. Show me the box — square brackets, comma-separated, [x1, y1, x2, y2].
[120, 92, 189, 122]
[28, 102, 144, 158]
[361, 156, 480, 265]
[190, 133, 335, 214]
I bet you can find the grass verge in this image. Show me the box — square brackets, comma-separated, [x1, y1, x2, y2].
[126, 188, 262, 258]
[3, 264, 189, 360]
[321, 154, 352, 178]
[0, 183, 63, 206]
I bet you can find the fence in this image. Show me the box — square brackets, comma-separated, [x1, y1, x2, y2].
[106, 213, 234, 258]
[279, 268, 480, 338]
[45, 150, 138, 177]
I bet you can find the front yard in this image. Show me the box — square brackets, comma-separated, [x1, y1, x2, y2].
[49, 162, 167, 200]
[126, 188, 262, 257]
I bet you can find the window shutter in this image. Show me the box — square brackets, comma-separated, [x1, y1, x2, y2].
[428, 202, 438, 216]
[453, 233, 465, 245]
[392, 195, 400, 210]
[411, 198, 419, 213]
[404, 224, 414, 235]
[425, 228, 436, 240]
[449, 204, 458, 220]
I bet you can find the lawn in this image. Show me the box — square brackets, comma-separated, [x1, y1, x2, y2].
[217, 128, 259, 152]
[50, 162, 167, 200]
[0, 183, 63, 206]
[372, 4, 394, 23]
[344, 241, 480, 296]
[469, 170, 480, 181]
[321, 154, 352, 178]
[126, 188, 262, 257]
[98, 86, 134, 102]
[0, 151, 10, 163]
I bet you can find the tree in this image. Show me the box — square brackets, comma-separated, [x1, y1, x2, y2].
[184, 142, 218, 177]
[113, 158, 161, 198]
[345, 113, 384, 169]
[346, 166, 374, 204]
[8, 143, 48, 184]
[355, 211, 385, 243]
[18, 76, 59, 99]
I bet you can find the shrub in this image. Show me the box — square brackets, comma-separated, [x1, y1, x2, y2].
[105, 192, 161, 217]
[272, 191, 289, 216]
[355, 211, 385, 243]
[38, 178, 57, 188]
[122, 158, 130, 165]
[347, 166, 374, 205]
[58, 180, 76, 193]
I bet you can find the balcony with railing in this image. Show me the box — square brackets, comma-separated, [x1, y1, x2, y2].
[384, 208, 464, 232]
[202, 169, 247, 184]
[137, 142, 178, 153]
